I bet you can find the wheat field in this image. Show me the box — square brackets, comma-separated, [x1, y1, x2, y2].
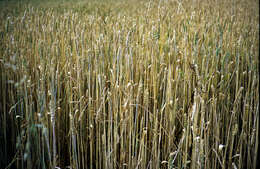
[0, 0, 259, 169]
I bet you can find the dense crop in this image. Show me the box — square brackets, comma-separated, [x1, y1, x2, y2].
[0, 0, 259, 169]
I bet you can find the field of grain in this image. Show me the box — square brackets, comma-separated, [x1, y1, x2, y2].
[0, 0, 259, 169]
